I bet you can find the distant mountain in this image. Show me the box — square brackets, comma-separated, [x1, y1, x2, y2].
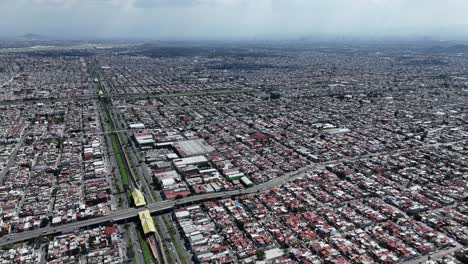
[444, 44, 468, 53]
[18, 33, 49, 40]
[426, 44, 468, 54]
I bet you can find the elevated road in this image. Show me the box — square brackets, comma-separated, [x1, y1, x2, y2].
[0, 164, 318, 247]
[0, 138, 465, 247]
[0, 189, 251, 247]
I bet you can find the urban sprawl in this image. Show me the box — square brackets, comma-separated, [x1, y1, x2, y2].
[0, 41, 466, 264]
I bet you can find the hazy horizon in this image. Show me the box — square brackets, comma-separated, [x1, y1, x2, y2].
[1, 0, 468, 41]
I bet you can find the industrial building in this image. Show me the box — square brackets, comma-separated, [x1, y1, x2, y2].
[173, 139, 215, 157]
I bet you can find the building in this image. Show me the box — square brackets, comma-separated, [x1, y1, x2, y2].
[129, 123, 145, 129]
[134, 130, 155, 147]
[138, 210, 156, 235]
[132, 189, 146, 207]
[240, 176, 254, 187]
[173, 139, 215, 157]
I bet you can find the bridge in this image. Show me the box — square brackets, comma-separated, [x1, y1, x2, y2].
[0, 122, 462, 247]
[0, 161, 321, 247]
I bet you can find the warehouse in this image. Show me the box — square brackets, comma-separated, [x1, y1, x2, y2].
[173, 139, 215, 158]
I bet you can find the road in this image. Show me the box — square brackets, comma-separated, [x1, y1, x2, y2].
[0, 88, 257, 106]
[0, 74, 20, 88]
[95, 63, 179, 264]
[128, 223, 146, 264]
[1, 138, 465, 247]
[0, 125, 27, 183]
[402, 243, 463, 264]
[0, 183, 264, 247]
[97, 61, 190, 264]
[1, 64, 465, 264]
[382, 198, 464, 264]
[115, 118, 173, 264]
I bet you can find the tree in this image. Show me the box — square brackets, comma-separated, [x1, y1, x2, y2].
[454, 250, 468, 264]
[234, 219, 245, 231]
[255, 249, 266, 261]
[154, 181, 162, 190]
[40, 218, 49, 228]
[52, 169, 60, 177]
[270, 93, 281, 100]
[413, 214, 422, 221]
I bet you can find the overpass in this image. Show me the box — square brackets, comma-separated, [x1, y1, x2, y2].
[0, 160, 323, 247]
[0, 130, 463, 247]
[0, 144, 411, 248]
[0, 188, 267, 247]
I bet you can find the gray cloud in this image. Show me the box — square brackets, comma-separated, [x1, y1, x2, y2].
[0, 0, 467, 40]
[133, 0, 201, 8]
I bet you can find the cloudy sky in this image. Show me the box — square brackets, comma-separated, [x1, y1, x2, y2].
[0, 0, 467, 40]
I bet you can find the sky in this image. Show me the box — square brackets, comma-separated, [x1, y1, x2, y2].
[0, 0, 467, 40]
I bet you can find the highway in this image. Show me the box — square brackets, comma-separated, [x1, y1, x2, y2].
[0, 188, 243, 246]
[2, 63, 465, 256]
[95, 62, 180, 263]
[94, 78, 145, 262]
[0, 137, 465, 247]
[127, 223, 146, 264]
[0, 126, 27, 183]
[402, 244, 463, 264]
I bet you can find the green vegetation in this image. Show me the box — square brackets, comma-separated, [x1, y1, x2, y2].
[150, 188, 159, 202]
[127, 235, 135, 259]
[109, 131, 129, 189]
[163, 245, 172, 264]
[235, 219, 245, 231]
[155, 223, 174, 264]
[114, 180, 121, 193]
[255, 249, 266, 261]
[163, 218, 187, 264]
[455, 249, 468, 263]
[97, 71, 185, 264]
[125, 148, 141, 181]
[114, 131, 140, 181]
[103, 111, 110, 124]
[136, 227, 155, 264]
[124, 225, 137, 264]
[102, 108, 129, 207]
[126, 190, 132, 206]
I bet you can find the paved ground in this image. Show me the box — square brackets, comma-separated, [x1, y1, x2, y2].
[0, 128, 26, 183]
[1, 65, 465, 263]
[0, 138, 465, 247]
[402, 245, 463, 264]
[128, 223, 146, 264]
